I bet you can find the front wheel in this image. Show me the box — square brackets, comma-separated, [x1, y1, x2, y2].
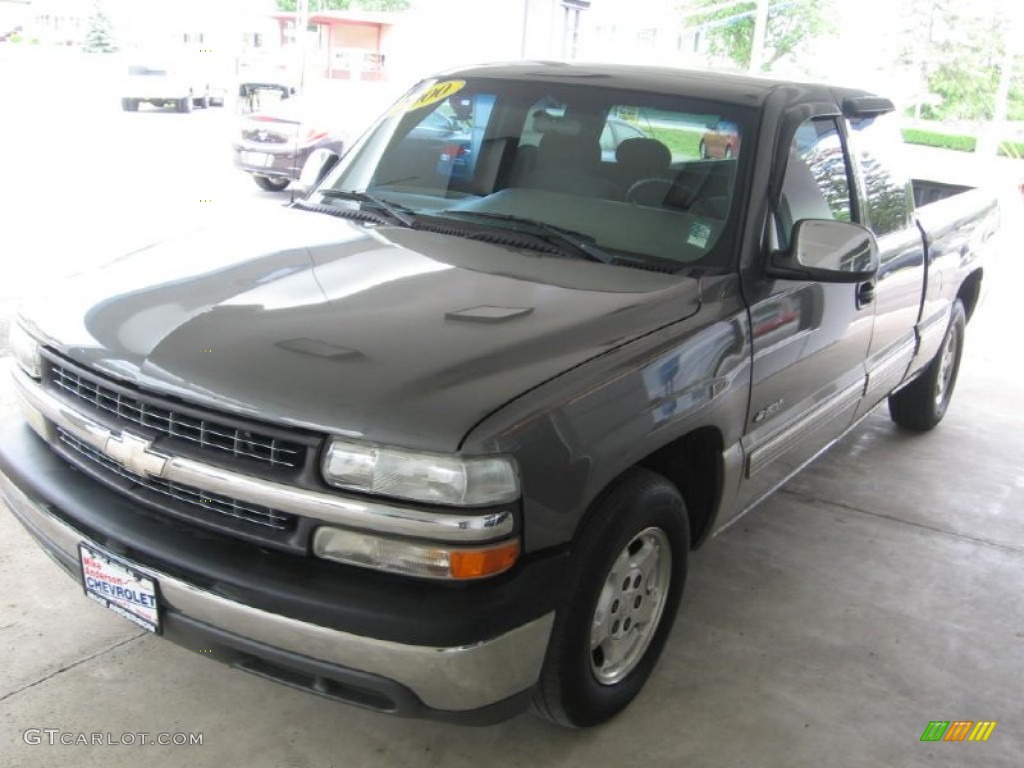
[532, 467, 689, 727]
[888, 299, 966, 431]
[253, 175, 290, 192]
[177, 94, 193, 113]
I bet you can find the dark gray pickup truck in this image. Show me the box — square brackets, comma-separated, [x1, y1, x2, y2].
[0, 63, 999, 727]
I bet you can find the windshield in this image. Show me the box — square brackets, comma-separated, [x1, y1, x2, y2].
[311, 76, 753, 271]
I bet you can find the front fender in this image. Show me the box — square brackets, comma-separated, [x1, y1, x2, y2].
[462, 275, 751, 553]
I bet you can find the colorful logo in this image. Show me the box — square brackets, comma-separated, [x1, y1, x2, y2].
[920, 721, 997, 742]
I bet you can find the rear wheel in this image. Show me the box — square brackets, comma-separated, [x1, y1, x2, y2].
[888, 299, 966, 431]
[699, 139, 708, 159]
[724, 145, 734, 159]
[177, 94, 192, 113]
[253, 175, 290, 192]
[532, 467, 688, 727]
[121, 98, 139, 112]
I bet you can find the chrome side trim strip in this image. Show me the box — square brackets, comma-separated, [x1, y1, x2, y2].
[719, 398, 884, 538]
[12, 371, 513, 543]
[917, 306, 949, 352]
[746, 380, 863, 478]
[864, 339, 916, 401]
[0, 472, 552, 711]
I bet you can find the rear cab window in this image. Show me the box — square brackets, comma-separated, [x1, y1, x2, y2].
[845, 113, 914, 237]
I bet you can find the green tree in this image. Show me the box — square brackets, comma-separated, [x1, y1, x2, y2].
[897, 0, 1016, 122]
[274, 0, 410, 11]
[684, 0, 835, 71]
[82, 1, 117, 53]
[1009, 64, 1024, 122]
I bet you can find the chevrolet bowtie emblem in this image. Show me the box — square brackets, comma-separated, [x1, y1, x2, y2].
[105, 432, 168, 478]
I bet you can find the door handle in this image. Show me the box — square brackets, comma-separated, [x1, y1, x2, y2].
[856, 280, 876, 308]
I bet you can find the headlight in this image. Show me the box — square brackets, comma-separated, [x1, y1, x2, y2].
[313, 527, 520, 580]
[321, 438, 519, 507]
[9, 320, 42, 379]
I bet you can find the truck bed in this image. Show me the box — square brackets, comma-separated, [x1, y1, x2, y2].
[912, 178, 973, 207]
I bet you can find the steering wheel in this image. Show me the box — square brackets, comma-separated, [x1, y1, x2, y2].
[626, 178, 698, 209]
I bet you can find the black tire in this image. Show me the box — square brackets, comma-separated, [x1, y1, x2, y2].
[888, 299, 966, 431]
[253, 175, 290, 192]
[699, 139, 708, 159]
[177, 94, 192, 113]
[532, 467, 689, 728]
[198, 91, 211, 109]
[121, 98, 139, 112]
[724, 145, 734, 159]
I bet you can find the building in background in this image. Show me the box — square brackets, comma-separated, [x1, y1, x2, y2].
[268, 9, 397, 82]
[377, 0, 591, 87]
[581, 0, 697, 67]
[2, 0, 87, 46]
[0, 0, 31, 43]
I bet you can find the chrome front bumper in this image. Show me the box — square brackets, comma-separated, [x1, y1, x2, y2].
[0, 460, 553, 716]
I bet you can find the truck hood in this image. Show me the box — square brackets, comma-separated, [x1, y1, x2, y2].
[28, 206, 701, 451]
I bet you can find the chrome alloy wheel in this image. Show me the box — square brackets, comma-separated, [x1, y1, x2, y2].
[934, 322, 959, 408]
[590, 527, 672, 685]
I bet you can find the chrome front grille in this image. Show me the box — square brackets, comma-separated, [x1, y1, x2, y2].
[57, 428, 296, 533]
[48, 363, 303, 469]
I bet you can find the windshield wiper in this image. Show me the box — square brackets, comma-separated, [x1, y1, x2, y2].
[317, 189, 418, 228]
[439, 211, 615, 265]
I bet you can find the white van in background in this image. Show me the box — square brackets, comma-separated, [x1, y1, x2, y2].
[121, 53, 227, 112]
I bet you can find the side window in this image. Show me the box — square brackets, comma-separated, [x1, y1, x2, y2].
[847, 114, 912, 237]
[777, 118, 853, 250]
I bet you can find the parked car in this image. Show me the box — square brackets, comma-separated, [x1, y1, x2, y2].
[416, 110, 472, 181]
[232, 96, 345, 191]
[699, 119, 741, 158]
[121, 60, 225, 113]
[2, 63, 998, 729]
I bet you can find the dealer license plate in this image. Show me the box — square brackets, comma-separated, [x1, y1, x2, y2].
[241, 150, 272, 168]
[79, 544, 160, 634]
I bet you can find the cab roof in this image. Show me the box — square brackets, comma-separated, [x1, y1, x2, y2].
[440, 61, 882, 113]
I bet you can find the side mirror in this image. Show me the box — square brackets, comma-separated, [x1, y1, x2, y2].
[767, 219, 879, 283]
[295, 148, 340, 195]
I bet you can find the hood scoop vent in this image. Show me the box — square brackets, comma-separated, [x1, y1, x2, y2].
[445, 305, 535, 323]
